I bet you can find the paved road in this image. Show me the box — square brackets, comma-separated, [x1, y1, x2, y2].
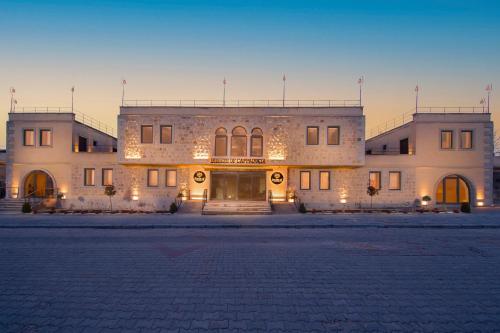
[1, 227, 500, 332]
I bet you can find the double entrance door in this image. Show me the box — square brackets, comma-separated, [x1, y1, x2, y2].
[210, 171, 266, 201]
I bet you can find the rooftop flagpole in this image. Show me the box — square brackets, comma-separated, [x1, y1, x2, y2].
[121, 79, 127, 106]
[71, 86, 75, 112]
[486, 84, 492, 113]
[282, 74, 286, 107]
[415, 84, 419, 113]
[9, 87, 15, 113]
[358, 76, 364, 105]
[223, 78, 227, 107]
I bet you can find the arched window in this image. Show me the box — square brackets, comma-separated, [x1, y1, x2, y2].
[250, 128, 263, 157]
[231, 126, 247, 156]
[436, 175, 470, 204]
[24, 170, 55, 198]
[214, 127, 227, 156]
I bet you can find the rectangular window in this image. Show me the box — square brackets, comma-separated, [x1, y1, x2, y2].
[319, 171, 331, 190]
[160, 125, 172, 144]
[369, 171, 381, 190]
[102, 168, 113, 186]
[460, 130, 473, 149]
[441, 130, 453, 149]
[166, 170, 177, 187]
[141, 125, 153, 144]
[23, 129, 35, 146]
[39, 129, 52, 146]
[147, 169, 159, 187]
[300, 171, 311, 190]
[215, 136, 227, 156]
[84, 168, 95, 186]
[78, 136, 88, 152]
[306, 126, 319, 145]
[389, 171, 401, 190]
[327, 126, 340, 145]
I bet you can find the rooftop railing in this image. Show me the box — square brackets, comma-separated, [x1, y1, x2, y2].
[122, 99, 361, 107]
[367, 106, 489, 139]
[10, 107, 116, 138]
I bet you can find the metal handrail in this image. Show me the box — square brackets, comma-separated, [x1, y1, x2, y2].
[123, 99, 362, 107]
[201, 189, 208, 213]
[268, 190, 273, 211]
[73, 144, 117, 153]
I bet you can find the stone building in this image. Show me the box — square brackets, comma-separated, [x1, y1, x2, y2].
[1, 100, 497, 213]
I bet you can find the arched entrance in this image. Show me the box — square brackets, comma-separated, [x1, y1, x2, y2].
[23, 170, 55, 198]
[436, 175, 470, 204]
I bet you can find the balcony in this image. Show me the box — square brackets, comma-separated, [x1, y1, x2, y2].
[73, 144, 117, 153]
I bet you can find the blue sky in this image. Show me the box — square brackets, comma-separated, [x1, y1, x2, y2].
[1, 0, 499, 146]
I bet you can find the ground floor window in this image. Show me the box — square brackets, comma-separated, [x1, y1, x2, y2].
[436, 175, 470, 204]
[166, 170, 177, 187]
[369, 171, 381, 190]
[24, 170, 54, 198]
[300, 171, 311, 190]
[147, 169, 159, 187]
[84, 168, 95, 186]
[319, 171, 330, 190]
[389, 171, 401, 190]
[102, 169, 113, 186]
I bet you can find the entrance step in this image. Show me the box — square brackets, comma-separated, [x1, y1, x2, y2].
[0, 199, 24, 213]
[272, 202, 298, 214]
[178, 200, 203, 214]
[202, 201, 272, 215]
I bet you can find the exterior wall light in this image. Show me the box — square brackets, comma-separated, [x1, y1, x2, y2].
[421, 195, 431, 206]
[477, 201, 484, 207]
[340, 198, 347, 204]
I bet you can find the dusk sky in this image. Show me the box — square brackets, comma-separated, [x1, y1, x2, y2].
[1, 0, 499, 148]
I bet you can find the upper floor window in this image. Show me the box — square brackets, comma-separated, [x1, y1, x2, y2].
[389, 171, 401, 190]
[460, 130, 473, 149]
[306, 126, 319, 145]
[84, 168, 95, 186]
[23, 129, 35, 146]
[250, 128, 263, 157]
[102, 168, 113, 186]
[39, 129, 52, 146]
[160, 125, 172, 144]
[231, 126, 247, 156]
[214, 127, 227, 156]
[327, 126, 340, 145]
[141, 125, 153, 144]
[78, 136, 88, 152]
[441, 130, 453, 149]
[369, 171, 381, 190]
[147, 169, 159, 187]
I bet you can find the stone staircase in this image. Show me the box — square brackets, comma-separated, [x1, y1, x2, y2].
[202, 201, 272, 215]
[0, 199, 24, 214]
[178, 200, 203, 214]
[272, 202, 298, 214]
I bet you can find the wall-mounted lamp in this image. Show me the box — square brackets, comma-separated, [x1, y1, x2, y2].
[340, 198, 347, 204]
[477, 201, 484, 207]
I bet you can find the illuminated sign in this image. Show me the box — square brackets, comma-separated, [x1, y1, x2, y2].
[210, 158, 266, 165]
[271, 172, 284, 184]
[193, 171, 206, 183]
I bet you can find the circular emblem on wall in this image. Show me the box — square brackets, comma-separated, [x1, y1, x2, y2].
[271, 172, 284, 185]
[193, 171, 206, 183]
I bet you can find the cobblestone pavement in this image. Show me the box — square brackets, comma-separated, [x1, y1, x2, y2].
[1, 208, 500, 228]
[1, 227, 500, 332]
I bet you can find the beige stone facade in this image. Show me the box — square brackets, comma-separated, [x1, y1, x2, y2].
[2, 104, 495, 211]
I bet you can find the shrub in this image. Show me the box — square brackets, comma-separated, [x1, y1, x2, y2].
[22, 202, 32, 213]
[169, 202, 178, 214]
[460, 202, 471, 213]
[299, 203, 307, 214]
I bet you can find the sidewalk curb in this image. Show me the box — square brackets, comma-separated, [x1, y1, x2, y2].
[0, 224, 499, 230]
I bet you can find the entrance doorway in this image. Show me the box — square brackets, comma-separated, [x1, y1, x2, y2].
[210, 171, 266, 201]
[24, 170, 54, 198]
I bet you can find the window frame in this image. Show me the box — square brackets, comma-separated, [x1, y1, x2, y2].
[147, 169, 160, 187]
[440, 130, 453, 150]
[306, 126, 319, 145]
[460, 130, 473, 149]
[388, 171, 401, 190]
[165, 169, 177, 187]
[300, 171, 311, 190]
[214, 127, 228, 157]
[101, 168, 113, 186]
[436, 175, 470, 204]
[250, 128, 264, 157]
[23, 128, 35, 146]
[84, 168, 96, 186]
[141, 125, 154, 144]
[326, 126, 340, 145]
[230, 126, 248, 157]
[369, 171, 382, 190]
[39, 128, 53, 147]
[160, 125, 173, 144]
[319, 171, 331, 190]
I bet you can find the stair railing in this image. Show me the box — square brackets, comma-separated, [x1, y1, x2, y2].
[268, 190, 273, 211]
[201, 189, 208, 213]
